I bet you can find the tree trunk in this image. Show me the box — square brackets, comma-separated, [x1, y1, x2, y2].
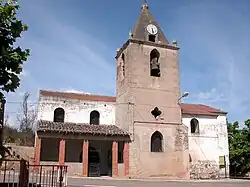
[0, 98, 6, 148]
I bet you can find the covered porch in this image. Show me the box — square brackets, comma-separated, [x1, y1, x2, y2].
[34, 120, 130, 177]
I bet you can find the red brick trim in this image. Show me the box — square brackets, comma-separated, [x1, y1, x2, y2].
[82, 140, 89, 177]
[112, 141, 118, 177]
[124, 142, 129, 176]
[59, 139, 65, 165]
[34, 136, 41, 165]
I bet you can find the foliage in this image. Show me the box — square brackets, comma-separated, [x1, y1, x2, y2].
[4, 124, 34, 146]
[4, 111, 34, 147]
[3, 92, 36, 147]
[0, 0, 30, 100]
[0, 0, 30, 162]
[228, 120, 250, 176]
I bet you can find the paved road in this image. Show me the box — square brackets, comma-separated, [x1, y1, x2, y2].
[67, 178, 249, 187]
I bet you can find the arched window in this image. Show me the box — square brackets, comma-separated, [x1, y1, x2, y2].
[190, 118, 199, 133]
[90, 110, 100, 125]
[150, 131, 163, 152]
[189, 154, 192, 162]
[53, 107, 65, 123]
[150, 49, 160, 77]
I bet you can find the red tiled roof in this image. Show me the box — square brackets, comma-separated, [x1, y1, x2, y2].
[37, 120, 130, 136]
[39, 90, 227, 116]
[40, 90, 116, 103]
[180, 103, 227, 116]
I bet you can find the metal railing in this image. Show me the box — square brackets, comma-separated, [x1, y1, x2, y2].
[0, 159, 68, 187]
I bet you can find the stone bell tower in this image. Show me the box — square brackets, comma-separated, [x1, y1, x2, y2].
[115, 2, 189, 179]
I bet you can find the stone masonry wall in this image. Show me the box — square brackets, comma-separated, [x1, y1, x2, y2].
[190, 160, 219, 179]
[5, 144, 34, 162]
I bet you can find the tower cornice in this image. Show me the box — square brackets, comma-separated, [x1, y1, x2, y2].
[115, 39, 179, 59]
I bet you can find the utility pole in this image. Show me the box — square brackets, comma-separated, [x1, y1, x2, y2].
[0, 98, 6, 148]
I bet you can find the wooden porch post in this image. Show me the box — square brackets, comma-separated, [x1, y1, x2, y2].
[82, 140, 89, 177]
[124, 142, 130, 176]
[112, 141, 118, 177]
[59, 139, 65, 165]
[34, 136, 41, 165]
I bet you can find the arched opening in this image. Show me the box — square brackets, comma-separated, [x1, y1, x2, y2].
[53, 107, 65, 122]
[189, 154, 192, 162]
[190, 118, 199, 133]
[151, 131, 163, 152]
[121, 53, 125, 76]
[88, 147, 100, 177]
[150, 49, 160, 77]
[90, 110, 100, 125]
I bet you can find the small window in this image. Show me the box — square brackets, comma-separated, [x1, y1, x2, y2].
[90, 110, 100, 125]
[53, 108, 65, 122]
[151, 131, 163, 152]
[121, 53, 125, 76]
[148, 35, 156, 42]
[189, 154, 192, 162]
[190, 118, 199, 133]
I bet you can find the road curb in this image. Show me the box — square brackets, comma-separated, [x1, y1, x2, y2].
[68, 176, 249, 183]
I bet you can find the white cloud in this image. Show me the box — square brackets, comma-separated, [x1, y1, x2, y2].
[64, 89, 91, 95]
[20, 69, 29, 77]
[5, 0, 248, 124]
[174, 1, 250, 122]
[195, 88, 226, 103]
[4, 0, 116, 127]
[17, 1, 115, 95]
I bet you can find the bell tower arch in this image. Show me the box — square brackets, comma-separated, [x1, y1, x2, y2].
[149, 49, 160, 77]
[115, 2, 189, 179]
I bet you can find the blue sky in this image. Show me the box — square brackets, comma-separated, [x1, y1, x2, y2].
[4, 0, 250, 126]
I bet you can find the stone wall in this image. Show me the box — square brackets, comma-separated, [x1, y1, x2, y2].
[190, 160, 219, 179]
[0, 144, 35, 172]
[5, 144, 34, 163]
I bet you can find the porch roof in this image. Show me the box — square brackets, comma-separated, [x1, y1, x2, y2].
[37, 120, 130, 136]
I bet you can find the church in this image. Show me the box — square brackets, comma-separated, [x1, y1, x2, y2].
[33, 3, 230, 179]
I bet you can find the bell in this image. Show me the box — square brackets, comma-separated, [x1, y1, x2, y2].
[151, 63, 160, 75]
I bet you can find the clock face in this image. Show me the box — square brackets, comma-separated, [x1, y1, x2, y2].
[146, 24, 158, 35]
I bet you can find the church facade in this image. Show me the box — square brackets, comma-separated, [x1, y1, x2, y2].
[33, 3, 230, 179]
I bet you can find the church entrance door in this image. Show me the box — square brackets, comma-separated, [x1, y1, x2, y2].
[88, 147, 100, 177]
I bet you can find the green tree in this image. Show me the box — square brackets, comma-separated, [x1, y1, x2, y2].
[228, 120, 250, 176]
[0, 0, 30, 161]
[0, 0, 30, 100]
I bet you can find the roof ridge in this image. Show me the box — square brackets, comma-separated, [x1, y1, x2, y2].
[40, 89, 115, 98]
[180, 103, 227, 115]
[39, 90, 116, 103]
